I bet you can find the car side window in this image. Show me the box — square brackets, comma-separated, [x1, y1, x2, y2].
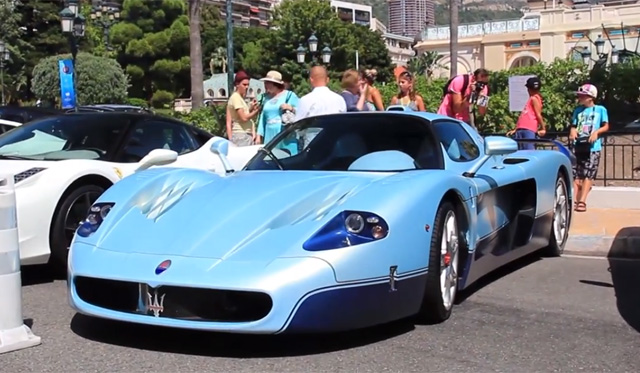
[119, 120, 198, 162]
[432, 120, 480, 162]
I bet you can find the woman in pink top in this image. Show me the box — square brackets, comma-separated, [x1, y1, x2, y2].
[508, 76, 546, 150]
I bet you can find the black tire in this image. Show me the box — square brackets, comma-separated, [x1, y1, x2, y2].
[544, 173, 570, 257]
[50, 184, 105, 272]
[417, 200, 460, 324]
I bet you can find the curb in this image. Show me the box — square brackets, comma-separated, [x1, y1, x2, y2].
[565, 234, 640, 258]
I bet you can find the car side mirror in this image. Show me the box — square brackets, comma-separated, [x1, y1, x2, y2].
[484, 136, 518, 156]
[135, 149, 178, 172]
[209, 136, 234, 174]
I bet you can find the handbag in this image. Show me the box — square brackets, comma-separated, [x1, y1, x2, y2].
[573, 137, 591, 156]
[280, 91, 295, 125]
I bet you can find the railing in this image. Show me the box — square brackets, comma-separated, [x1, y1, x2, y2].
[481, 131, 640, 187]
[421, 17, 541, 41]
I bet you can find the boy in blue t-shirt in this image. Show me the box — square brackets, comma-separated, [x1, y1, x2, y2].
[569, 83, 609, 212]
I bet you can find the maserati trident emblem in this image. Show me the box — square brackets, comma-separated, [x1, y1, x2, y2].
[147, 289, 166, 317]
[389, 265, 398, 292]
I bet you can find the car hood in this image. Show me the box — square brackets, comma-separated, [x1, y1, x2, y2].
[91, 171, 390, 261]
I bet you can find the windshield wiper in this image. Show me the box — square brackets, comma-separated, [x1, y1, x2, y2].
[257, 148, 284, 170]
[0, 154, 35, 160]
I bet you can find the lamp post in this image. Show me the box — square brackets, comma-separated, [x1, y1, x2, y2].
[0, 41, 9, 106]
[296, 33, 332, 65]
[90, 1, 121, 50]
[581, 34, 622, 68]
[59, 0, 86, 111]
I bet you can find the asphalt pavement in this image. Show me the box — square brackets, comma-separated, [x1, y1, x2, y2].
[5, 255, 640, 372]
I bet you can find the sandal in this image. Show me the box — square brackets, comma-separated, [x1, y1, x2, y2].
[575, 202, 587, 212]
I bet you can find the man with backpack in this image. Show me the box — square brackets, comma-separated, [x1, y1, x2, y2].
[437, 68, 491, 129]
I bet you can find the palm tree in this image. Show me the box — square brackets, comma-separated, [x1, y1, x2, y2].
[188, 0, 204, 109]
[408, 51, 449, 80]
[209, 47, 228, 75]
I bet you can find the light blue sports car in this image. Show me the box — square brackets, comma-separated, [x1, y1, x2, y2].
[67, 111, 574, 334]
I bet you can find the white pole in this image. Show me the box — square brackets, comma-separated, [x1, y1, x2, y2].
[0, 174, 41, 354]
[356, 50, 359, 70]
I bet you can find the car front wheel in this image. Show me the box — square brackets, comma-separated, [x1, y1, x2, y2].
[50, 184, 104, 272]
[418, 200, 460, 324]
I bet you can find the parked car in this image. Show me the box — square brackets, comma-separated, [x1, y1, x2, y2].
[0, 106, 62, 124]
[65, 104, 154, 114]
[0, 111, 261, 271]
[68, 111, 574, 333]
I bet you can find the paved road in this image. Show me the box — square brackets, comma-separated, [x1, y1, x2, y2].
[6, 255, 640, 372]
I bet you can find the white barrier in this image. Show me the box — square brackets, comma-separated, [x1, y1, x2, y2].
[0, 174, 41, 354]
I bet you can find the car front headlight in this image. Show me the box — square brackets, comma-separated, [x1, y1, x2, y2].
[76, 202, 115, 238]
[303, 211, 389, 252]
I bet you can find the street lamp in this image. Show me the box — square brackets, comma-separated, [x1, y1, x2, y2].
[581, 46, 591, 65]
[0, 40, 9, 106]
[296, 33, 332, 65]
[59, 0, 86, 110]
[594, 34, 605, 56]
[90, 1, 121, 50]
[611, 46, 619, 64]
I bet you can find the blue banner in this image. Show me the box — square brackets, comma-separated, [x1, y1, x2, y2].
[58, 59, 76, 109]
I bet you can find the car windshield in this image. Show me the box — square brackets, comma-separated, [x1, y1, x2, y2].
[244, 113, 443, 172]
[0, 115, 125, 161]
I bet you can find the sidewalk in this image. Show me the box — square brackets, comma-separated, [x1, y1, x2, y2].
[566, 208, 640, 258]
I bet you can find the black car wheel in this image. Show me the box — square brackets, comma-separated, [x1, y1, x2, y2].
[50, 184, 104, 272]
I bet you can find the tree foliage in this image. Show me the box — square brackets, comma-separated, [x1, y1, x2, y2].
[31, 53, 128, 106]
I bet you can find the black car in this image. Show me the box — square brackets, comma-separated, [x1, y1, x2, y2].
[0, 106, 62, 124]
[65, 104, 154, 114]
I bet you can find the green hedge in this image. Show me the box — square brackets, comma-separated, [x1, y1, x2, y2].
[378, 57, 640, 133]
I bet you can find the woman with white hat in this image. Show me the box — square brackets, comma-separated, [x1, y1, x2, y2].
[256, 70, 299, 149]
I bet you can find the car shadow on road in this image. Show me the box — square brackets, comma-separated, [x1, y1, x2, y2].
[69, 314, 415, 357]
[20, 264, 57, 286]
[607, 226, 640, 333]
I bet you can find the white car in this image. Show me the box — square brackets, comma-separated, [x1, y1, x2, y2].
[0, 112, 261, 271]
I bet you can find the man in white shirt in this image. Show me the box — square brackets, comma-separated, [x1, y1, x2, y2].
[294, 66, 346, 122]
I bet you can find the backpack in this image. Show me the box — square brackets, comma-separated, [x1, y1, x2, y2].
[442, 74, 470, 98]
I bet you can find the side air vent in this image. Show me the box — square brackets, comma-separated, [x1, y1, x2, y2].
[14, 167, 46, 184]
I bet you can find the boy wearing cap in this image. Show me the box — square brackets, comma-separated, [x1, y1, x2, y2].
[509, 76, 546, 150]
[570, 83, 609, 212]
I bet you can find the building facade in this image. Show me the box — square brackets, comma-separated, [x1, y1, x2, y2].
[330, 0, 374, 29]
[383, 33, 416, 66]
[414, 1, 640, 76]
[388, 0, 435, 37]
[207, 0, 272, 28]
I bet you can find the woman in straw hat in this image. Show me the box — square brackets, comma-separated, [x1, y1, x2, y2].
[256, 70, 299, 148]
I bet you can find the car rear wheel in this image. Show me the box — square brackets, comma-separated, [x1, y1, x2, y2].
[545, 173, 570, 256]
[418, 200, 460, 324]
[50, 184, 104, 272]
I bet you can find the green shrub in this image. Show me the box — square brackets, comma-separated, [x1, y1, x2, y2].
[171, 106, 226, 136]
[376, 57, 640, 133]
[150, 90, 175, 109]
[31, 52, 129, 106]
[125, 97, 149, 108]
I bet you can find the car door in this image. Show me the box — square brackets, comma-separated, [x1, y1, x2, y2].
[431, 119, 528, 256]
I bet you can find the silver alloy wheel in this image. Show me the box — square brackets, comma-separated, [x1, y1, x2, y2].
[553, 180, 569, 247]
[440, 210, 459, 310]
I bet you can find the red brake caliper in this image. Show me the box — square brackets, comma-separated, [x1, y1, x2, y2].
[443, 252, 451, 267]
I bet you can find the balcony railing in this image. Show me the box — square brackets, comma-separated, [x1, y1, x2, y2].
[421, 17, 541, 41]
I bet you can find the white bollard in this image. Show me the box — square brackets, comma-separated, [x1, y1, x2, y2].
[0, 174, 41, 354]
